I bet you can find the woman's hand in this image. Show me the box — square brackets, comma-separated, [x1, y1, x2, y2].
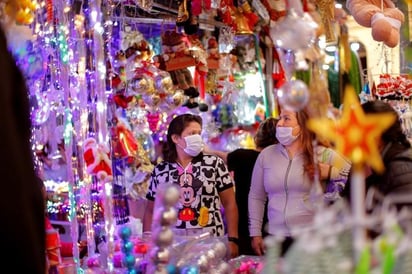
[228, 241, 239, 258]
[318, 163, 332, 181]
[251, 236, 265, 255]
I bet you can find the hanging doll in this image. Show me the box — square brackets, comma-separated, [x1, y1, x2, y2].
[346, 0, 405, 48]
[206, 37, 220, 96]
[153, 30, 201, 109]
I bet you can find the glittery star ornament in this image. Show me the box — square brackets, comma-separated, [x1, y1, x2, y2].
[307, 85, 396, 173]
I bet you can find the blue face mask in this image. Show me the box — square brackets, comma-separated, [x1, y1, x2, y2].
[183, 134, 204, 156]
[276, 127, 299, 146]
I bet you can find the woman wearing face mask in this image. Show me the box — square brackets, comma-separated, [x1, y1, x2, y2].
[143, 113, 239, 258]
[248, 107, 351, 257]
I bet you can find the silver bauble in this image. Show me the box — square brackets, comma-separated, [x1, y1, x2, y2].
[162, 184, 180, 206]
[152, 226, 174, 247]
[213, 241, 228, 259]
[197, 254, 210, 272]
[277, 79, 309, 111]
[150, 246, 170, 264]
[153, 206, 177, 226]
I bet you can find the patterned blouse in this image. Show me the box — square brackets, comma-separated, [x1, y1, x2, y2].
[146, 153, 234, 236]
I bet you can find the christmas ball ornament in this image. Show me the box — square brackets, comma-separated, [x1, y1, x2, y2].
[169, 90, 185, 107]
[119, 226, 132, 239]
[197, 255, 209, 271]
[213, 241, 227, 258]
[161, 184, 180, 206]
[154, 206, 178, 226]
[122, 253, 136, 268]
[277, 79, 309, 111]
[269, 0, 317, 51]
[122, 241, 134, 253]
[150, 246, 170, 264]
[214, 261, 231, 273]
[152, 226, 174, 247]
[181, 266, 199, 274]
[166, 264, 179, 274]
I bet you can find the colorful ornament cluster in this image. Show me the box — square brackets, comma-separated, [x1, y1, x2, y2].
[375, 74, 412, 100]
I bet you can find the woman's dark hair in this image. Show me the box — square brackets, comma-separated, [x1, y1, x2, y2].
[254, 117, 278, 149]
[162, 114, 203, 162]
[361, 100, 410, 148]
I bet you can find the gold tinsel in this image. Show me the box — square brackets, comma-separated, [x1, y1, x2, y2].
[306, 59, 332, 119]
[338, 24, 351, 73]
[1, 0, 37, 26]
[315, 0, 335, 42]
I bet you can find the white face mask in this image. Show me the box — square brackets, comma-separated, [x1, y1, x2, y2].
[276, 127, 299, 146]
[182, 134, 204, 157]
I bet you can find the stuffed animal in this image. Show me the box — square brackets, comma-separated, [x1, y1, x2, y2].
[346, 0, 404, 48]
[83, 137, 113, 181]
[153, 30, 203, 109]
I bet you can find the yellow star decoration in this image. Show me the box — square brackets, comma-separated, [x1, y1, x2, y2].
[307, 85, 396, 173]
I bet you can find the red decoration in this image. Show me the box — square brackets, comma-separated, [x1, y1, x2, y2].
[272, 49, 286, 88]
[45, 225, 61, 268]
[112, 124, 139, 160]
[147, 112, 161, 133]
[191, 0, 202, 16]
[83, 138, 113, 181]
[113, 94, 134, 109]
[46, 0, 53, 23]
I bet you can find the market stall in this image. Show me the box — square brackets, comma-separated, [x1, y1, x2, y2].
[2, 0, 412, 272]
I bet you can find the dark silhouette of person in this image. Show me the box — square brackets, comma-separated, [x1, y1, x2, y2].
[0, 25, 46, 273]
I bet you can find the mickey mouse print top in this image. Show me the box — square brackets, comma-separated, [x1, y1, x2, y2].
[146, 153, 234, 236]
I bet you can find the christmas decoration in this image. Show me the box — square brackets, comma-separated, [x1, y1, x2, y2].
[346, 0, 405, 48]
[307, 85, 396, 173]
[83, 138, 113, 181]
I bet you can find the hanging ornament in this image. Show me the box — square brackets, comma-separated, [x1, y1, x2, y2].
[272, 48, 286, 89]
[277, 79, 309, 111]
[269, 0, 318, 51]
[314, 0, 335, 42]
[112, 121, 139, 160]
[147, 111, 161, 133]
[306, 63, 331, 118]
[307, 85, 396, 172]
[218, 26, 235, 54]
[83, 138, 113, 181]
[31, 92, 51, 126]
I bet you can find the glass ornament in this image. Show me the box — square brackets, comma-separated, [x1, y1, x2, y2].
[277, 79, 309, 111]
[269, 0, 317, 51]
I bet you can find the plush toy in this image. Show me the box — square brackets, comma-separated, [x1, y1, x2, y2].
[346, 0, 405, 48]
[153, 30, 202, 109]
[83, 137, 113, 181]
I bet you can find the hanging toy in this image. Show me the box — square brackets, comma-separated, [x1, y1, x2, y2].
[346, 0, 405, 48]
[206, 37, 220, 96]
[83, 138, 113, 181]
[154, 31, 204, 110]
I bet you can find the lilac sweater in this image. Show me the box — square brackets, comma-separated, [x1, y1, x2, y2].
[248, 144, 351, 237]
